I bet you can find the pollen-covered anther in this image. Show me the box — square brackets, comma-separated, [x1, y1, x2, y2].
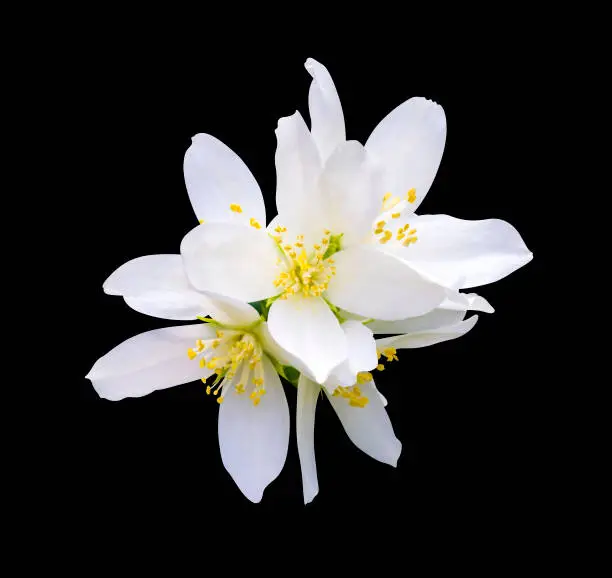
[382, 192, 402, 212]
[356, 371, 373, 384]
[381, 346, 399, 362]
[249, 217, 262, 229]
[379, 230, 393, 244]
[407, 188, 417, 203]
[229, 203, 243, 213]
[333, 385, 369, 408]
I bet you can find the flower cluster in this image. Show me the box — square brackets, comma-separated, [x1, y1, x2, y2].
[86, 58, 532, 503]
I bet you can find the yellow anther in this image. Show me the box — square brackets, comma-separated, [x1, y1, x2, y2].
[199, 219, 205, 224]
[376, 220, 386, 229]
[253, 397, 261, 406]
[374, 228, 384, 235]
[356, 371, 373, 384]
[187, 349, 197, 360]
[397, 232, 406, 240]
[274, 225, 287, 233]
[253, 377, 264, 386]
[199, 358, 206, 368]
[295, 242, 303, 248]
[283, 245, 292, 252]
[250, 217, 262, 229]
[217, 396, 224, 404]
[383, 193, 392, 201]
[206, 386, 212, 395]
[196, 339, 205, 350]
[207, 358, 219, 369]
[402, 236, 418, 246]
[382, 347, 399, 362]
[235, 383, 245, 394]
[334, 385, 369, 408]
[212, 340, 220, 348]
[376, 364, 385, 371]
[379, 230, 393, 244]
[230, 203, 243, 213]
[324, 229, 331, 235]
[407, 188, 417, 203]
[391, 212, 401, 219]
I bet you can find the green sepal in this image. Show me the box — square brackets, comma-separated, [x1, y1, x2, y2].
[270, 357, 300, 388]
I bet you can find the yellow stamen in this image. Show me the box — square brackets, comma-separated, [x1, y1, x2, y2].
[407, 188, 417, 203]
[249, 217, 261, 229]
[229, 203, 243, 213]
[199, 219, 205, 224]
[391, 212, 401, 219]
[217, 396, 224, 404]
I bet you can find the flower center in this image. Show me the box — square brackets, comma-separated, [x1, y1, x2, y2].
[271, 227, 338, 299]
[188, 328, 266, 406]
[373, 189, 419, 247]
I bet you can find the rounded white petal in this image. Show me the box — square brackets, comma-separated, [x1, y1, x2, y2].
[267, 294, 347, 384]
[376, 315, 479, 349]
[103, 255, 211, 320]
[184, 133, 265, 225]
[86, 324, 215, 401]
[305, 58, 345, 162]
[367, 308, 466, 335]
[296, 375, 320, 505]
[400, 215, 533, 288]
[201, 291, 261, 327]
[326, 378, 401, 466]
[319, 141, 383, 246]
[274, 112, 325, 245]
[180, 223, 279, 302]
[326, 320, 378, 388]
[218, 356, 289, 503]
[123, 292, 210, 321]
[325, 246, 446, 320]
[365, 97, 446, 212]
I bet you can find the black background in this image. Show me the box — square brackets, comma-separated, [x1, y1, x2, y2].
[64, 40, 546, 532]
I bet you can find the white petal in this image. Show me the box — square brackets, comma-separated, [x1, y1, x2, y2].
[305, 58, 345, 162]
[267, 294, 347, 384]
[440, 291, 494, 313]
[180, 223, 279, 302]
[327, 321, 378, 388]
[318, 141, 383, 247]
[365, 97, 446, 212]
[122, 292, 210, 321]
[325, 246, 446, 320]
[274, 112, 324, 245]
[367, 308, 466, 334]
[400, 215, 533, 288]
[377, 315, 479, 349]
[184, 133, 265, 225]
[218, 356, 289, 503]
[103, 255, 210, 320]
[201, 291, 261, 327]
[296, 375, 320, 505]
[86, 324, 215, 401]
[326, 378, 401, 466]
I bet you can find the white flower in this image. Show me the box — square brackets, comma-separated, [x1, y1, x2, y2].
[298, 58, 533, 292]
[86, 290, 290, 504]
[294, 295, 489, 504]
[180, 133, 445, 383]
